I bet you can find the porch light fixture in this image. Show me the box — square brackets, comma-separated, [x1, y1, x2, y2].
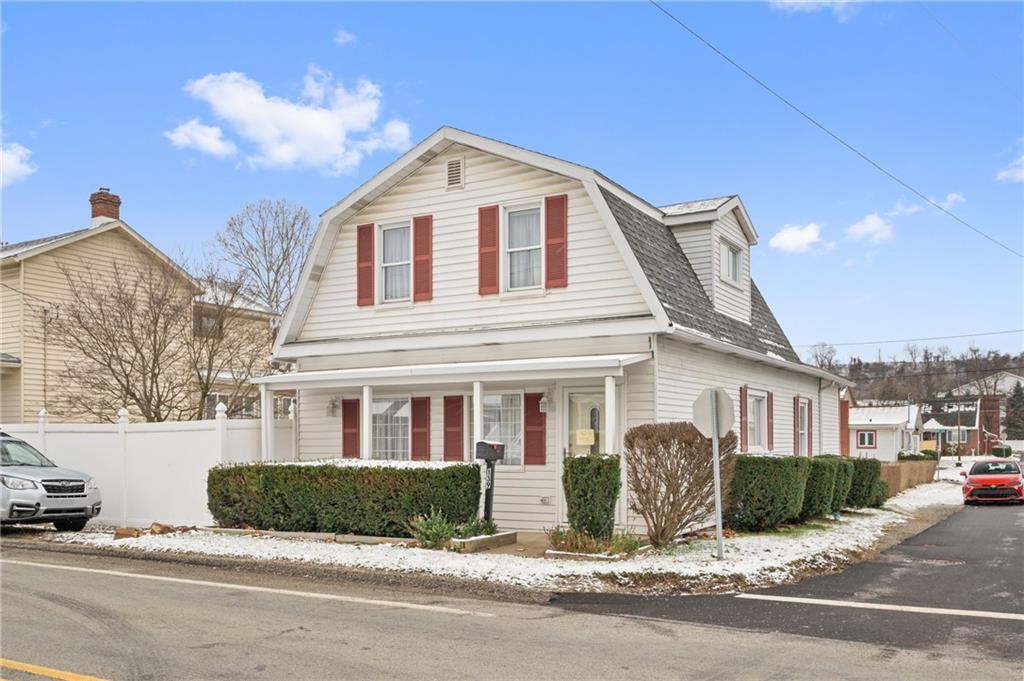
[326, 396, 340, 418]
[538, 393, 550, 414]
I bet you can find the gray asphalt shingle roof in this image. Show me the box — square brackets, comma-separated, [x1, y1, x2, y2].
[0, 228, 88, 259]
[659, 196, 735, 216]
[600, 187, 801, 364]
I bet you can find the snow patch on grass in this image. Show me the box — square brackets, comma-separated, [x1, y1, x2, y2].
[884, 480, 962, 512]
[52, 508, 915, 590]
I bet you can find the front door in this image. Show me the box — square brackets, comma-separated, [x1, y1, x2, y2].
[559, 391, 606, 523]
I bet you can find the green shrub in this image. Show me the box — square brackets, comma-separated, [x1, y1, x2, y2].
[869, 479, 890, 508]
[546, 526, 643, 555]
[408, 508, 456, 549]
[898, 453, 935, 461]
[919, 449, 940, 460]
[991, 445, 1012, 458]
[829, 458, 854, 513]
[562, 454, 621, 540]
[847, 458, 882, 508]
[800, 457, 838, 521]
[724, 456, 811, 531]
[454, 517, 498, 539]
[207, 463, 481, 537]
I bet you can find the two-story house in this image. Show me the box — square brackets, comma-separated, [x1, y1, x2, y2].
[254, 127, 851, 532]
[0, 189, 279, 423]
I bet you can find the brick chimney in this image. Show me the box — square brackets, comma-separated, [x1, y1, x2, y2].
[89, 187, 121, 227]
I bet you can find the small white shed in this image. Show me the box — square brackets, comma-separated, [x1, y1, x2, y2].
[848, 405, 922, 462]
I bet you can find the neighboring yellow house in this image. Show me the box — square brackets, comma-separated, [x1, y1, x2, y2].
[0, 188, 279, 423]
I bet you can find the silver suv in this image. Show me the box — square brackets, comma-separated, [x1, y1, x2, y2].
[1, 433, 102, 531]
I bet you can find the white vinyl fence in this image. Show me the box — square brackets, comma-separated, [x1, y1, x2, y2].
[2, 404, 294, 528]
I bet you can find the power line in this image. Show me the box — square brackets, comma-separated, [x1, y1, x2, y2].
[1, 282, 57, 307]
[793, 329, 1024, 348]
[647, 1, 1023, 259]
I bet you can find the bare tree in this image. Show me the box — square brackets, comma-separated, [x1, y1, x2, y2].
[807, 342, 839, 371]
[187, 263, 276, 420]
[216, 199, 314, 315]
[48, 261, 196, 422]
[624, 422, 737, 547]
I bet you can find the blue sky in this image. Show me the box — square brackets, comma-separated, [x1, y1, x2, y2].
[2, 2, 1022, 362]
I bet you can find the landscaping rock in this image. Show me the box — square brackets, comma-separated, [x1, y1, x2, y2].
[149, 522, 175, 535]
[175, 525, 197, 533]
[113, 527, 142, 540]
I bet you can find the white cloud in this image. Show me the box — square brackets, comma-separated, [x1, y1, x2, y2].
[996, 155, 1024, 183]
[768, 1, 860, 22]
[846, 213, 893, 243]
[163, 118, 238, 157]
[934, 192, 965, 210]
[768, 223, 829, 253]
[333, 29, 356, 46]
[886, 200, 922, 217]
[1, 142, 38, 187]
[176, 66, 410, 174]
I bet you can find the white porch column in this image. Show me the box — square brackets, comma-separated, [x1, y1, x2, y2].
[260, 384, 274, 462]
[361, 385, 373, 459]
[605, 376, 617, 453]
[472, 381, 484, 449]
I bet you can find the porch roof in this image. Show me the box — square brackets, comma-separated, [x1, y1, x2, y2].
[252, 353, 652, 390]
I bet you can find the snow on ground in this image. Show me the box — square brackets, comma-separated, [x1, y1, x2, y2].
[884, 480, 962, 512]
[48, 493, 955, 591]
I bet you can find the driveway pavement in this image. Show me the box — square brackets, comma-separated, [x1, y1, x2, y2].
[553, 503, 1024, 663]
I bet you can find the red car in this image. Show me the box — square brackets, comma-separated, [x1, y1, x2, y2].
[960, 459, 1024, 505]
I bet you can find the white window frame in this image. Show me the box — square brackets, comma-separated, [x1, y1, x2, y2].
[798, 398, 810, 456]
[468, 390, 526, 468]
[378, 221, 413, 304]
[502, 201, 545, 293]
[370, 394, 412, 461]
[857, 430, 876, 448]
[720, 239, 741, 285]
[747, 390, 767, 450]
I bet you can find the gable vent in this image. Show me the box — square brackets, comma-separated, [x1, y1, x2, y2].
[445, 157, 464, 190]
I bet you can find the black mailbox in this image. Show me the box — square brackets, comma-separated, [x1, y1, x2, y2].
[475, 440, 505, 462]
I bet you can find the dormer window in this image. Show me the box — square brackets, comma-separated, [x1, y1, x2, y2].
[720, 240, 740, 284]
[506, 206, 542, 290]
[380, 223, 411, 302]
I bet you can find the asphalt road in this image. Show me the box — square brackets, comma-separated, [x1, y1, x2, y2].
[2, 541, 1020, 681]
[554, 503, 1024, 665]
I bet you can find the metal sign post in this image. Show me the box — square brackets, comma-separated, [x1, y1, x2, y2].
[693, 387, 734, 561]
[709, 390, 724, 561]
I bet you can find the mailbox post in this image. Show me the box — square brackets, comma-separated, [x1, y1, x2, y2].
[475, 440, 505, 522]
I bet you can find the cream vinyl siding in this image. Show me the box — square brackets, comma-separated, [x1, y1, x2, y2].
[655, 336, 842, 455]
[1, 263, 23, 422]
[712, 211, 752, 323]
[297, 145, 650, 342]
[671, 222, 714, 298]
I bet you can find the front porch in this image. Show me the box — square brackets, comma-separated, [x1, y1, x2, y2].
[253, 353, 652, 531]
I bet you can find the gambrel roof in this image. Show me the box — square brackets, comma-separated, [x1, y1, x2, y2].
[277, 126, 849, 385]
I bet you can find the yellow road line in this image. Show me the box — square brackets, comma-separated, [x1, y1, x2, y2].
[0, 659, 110, 681]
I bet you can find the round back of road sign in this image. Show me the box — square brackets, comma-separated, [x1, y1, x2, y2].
[692, 387, 735, 439]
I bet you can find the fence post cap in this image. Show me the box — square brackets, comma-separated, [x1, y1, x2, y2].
[117, 407, 130, 423]
[37, 408, 48, 419]
[215, 402, 228, 417]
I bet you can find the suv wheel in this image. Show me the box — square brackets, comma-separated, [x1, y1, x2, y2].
[52, 518, 88, 532]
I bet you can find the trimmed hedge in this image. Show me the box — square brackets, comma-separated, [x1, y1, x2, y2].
[847, 458, 882, 508]
[991, 445, 1012, 458]
[919, 448, 939, 460]
[829, 458, 854, 514]
[207, 463, 481, 537]
[724, 456, 810, 531]
[800, 457, 838, 521]
[898, 453, 936, 461]
[869, 479, 890, 508]
[563, 454, 621, 540]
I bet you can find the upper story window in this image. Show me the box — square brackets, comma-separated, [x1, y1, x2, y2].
[380, 223, 411, 302]
[747, 392, 766, 448]
[720, 240, 740, 284]
[506, 207, 542, 290]
[193, 309, 223, 339]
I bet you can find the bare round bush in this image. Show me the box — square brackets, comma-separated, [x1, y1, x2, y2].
[624, 422, 737, 547]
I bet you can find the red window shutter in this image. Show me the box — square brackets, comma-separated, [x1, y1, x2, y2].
[443, 396, 464, 461]
[807, 399, 814, 457]
[739, 385, 748, 451]
[411, 397, 430, 461]
[544, 194, 568, 289]
[342, 399, 360, 458]
[478, 205, 499, 295]
[767, 391, 774, 451]
[356, 223, 375, 306]
[413, 215, 433, 302]
[524, 393, 546, 465]
[840, 400, 850, 457]
[793, 396, 800, 455]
